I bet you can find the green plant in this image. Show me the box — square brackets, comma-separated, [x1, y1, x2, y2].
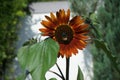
[0, 0, 27, 79]
[17, 9, 87, 80]
[69, 0, 120, 80]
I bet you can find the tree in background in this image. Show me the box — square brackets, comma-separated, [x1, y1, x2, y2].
[0, 0, 57, 80]
[96, 0, 120, 79]
[0, 0, 27, 79]
[69, 0, 120, 80]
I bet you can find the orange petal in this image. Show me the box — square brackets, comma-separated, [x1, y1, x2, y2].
[74, 24, 89, 32]
[59, 38, 86, 57]
[59, 44, 66, 57]
[59, 43, 73, 58]
[69, 16, 84, 28]
[56, 11, 61, 24]
[45, 15, 57, 27]
[73, 38, 86, 49]
[69, 16, 80, 26]
[65, 9, 70, 23]
[41, 20, 55, 29]
[45, 16, 52, 22]
[71, 20, 84, 29]
[79, 40, 87, 47]
[76, 30, 89, 34]
[60, 9, 65, 23]
[39, 28, 47, 32]
[69, 16, 79, 25]
[70, 39, 79, 54]
[56, 9, 67, 24]
[66, 44, 73, 57]
[39, 28, 54, 36]
[50, 12, 57, 21]
[73, 39, 85, 50]
[74, 34, 89, 40]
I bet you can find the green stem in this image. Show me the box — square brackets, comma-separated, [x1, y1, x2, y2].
[66, 57, 70, 80]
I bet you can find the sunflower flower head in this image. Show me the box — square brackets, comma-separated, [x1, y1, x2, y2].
[39, 9, 89, 58]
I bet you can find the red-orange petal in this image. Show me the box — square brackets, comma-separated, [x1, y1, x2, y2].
[45, 15, 57, 27]
[69, 16, 84, 28]
[74, 24, 89, 32]
[60, 39, 78, 57]
[70, 39, 80, 54]
[56, 10, 62, 24]
[79, 40, 87, 47]
[50, 12, 57, 21]
[74, 34, 89, 40]
[71, 20, 84, 29]
[39, 28, 54, 36]
[60, 9, 65, 23]
[41, 20, 55, 29]
[76, 30, 89, 34]
[65, 9, 70, 23]
[74, 39, 85, 49]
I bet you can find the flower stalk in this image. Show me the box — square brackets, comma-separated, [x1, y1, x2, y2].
[66, 57, 70, 80]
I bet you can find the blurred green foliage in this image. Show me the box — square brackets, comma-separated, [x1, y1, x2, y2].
[0, 0, 26, 79]
[69, 0, 120, 80]
[69, 0, 98, 17]
[96, 0, 120, 79]
[0, 0, 57, 79]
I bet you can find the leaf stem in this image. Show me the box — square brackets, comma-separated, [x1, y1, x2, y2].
[49, 70, 63, 79]
[56, 63, 65, 80]
[66, 57, 70, 80]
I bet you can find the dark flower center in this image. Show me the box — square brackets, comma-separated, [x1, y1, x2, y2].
[55, 25, 73, 44]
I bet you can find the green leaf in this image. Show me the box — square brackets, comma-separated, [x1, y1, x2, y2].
[17, 46, 30, 69]
[77, 66, 84, 80]
[17, 38, 59, 80]
[49, 78, 57, 80]
[94, 39, 116, 61]
[94, 39, 120, 74]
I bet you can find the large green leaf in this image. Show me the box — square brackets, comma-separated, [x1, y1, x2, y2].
[17, 38, 59, 80]
[77, 66, 84, 80]
[17, 46, 30, 70]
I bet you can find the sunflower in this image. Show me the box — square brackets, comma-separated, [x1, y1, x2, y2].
[39, 9, 89, 58]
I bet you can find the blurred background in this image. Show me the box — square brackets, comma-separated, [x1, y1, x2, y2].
[0, 0, 120, 80]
